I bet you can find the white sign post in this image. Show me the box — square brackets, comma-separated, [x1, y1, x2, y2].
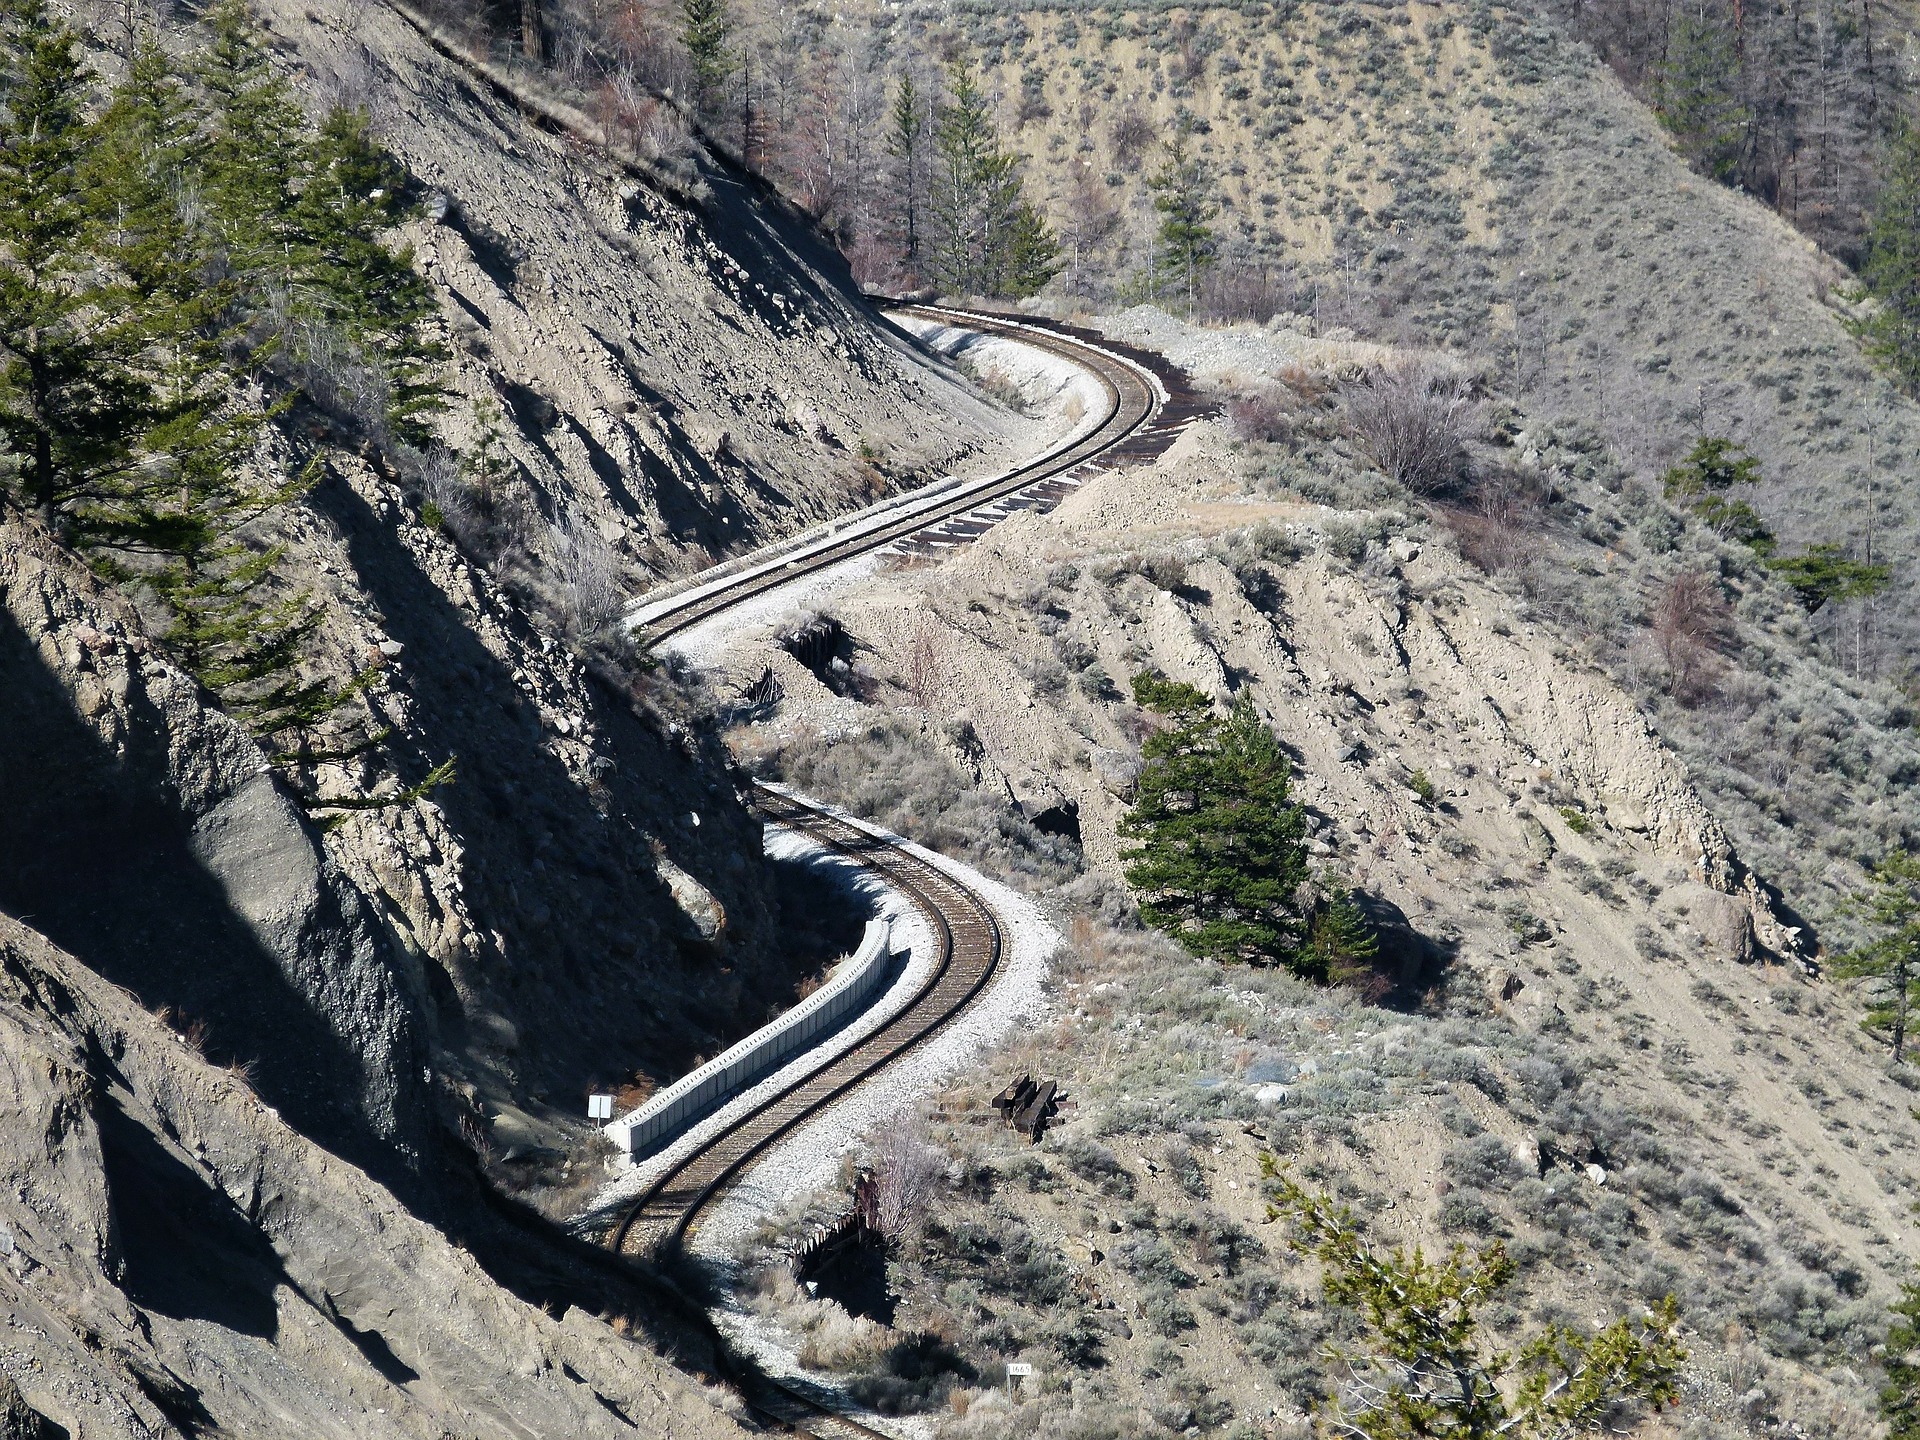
[587, 1093, 614, 1121]
[1006, 1362, 1033, 1400]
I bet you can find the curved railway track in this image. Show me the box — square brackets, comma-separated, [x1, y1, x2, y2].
[600, 307, 1200, 1437]
[629, 303, 1202, 649]
[610, 787, 1002, 1256]
[609, 306, 1196, 1257]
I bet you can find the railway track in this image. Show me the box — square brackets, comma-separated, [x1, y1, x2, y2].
[628, 303, 1205, 649]
[603, 308, 1200, 1438]
[610, 788, 1002, 1255]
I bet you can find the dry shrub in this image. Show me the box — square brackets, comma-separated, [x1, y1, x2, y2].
[872, 1120, 946, 1240]
[1227, 388, 1295, 443]
[902, 614, 948, 711]
[1197, 262, 1299, 324]
[1443, 468, 1550, 573]
[1650, 569, 1731, 705]
[1343, 362, 1479, 496]
[797, 1309, 891, 1370]
[551, 512, 625, 640]
[1109, 110, 1156, 166]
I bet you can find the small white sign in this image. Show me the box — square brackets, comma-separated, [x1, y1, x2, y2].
[1006, 1363, 1034, 1377]
[587, 1094, 614, 1121]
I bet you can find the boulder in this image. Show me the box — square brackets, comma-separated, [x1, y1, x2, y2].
[1659, 881, 1755, 964]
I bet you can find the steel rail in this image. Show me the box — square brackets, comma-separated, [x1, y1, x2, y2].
[629, 303, 1167, 648]
[608, 788, 1003, 1256]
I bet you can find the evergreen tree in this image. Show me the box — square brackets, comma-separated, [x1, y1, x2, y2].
[1656, 12, 1749, 183]
[1118, 675, 1312, 972]
[929, 63, 1003, 295]
[928, 63, 1056, 299]
[0, 0, 172, 544]
[1268, 1171, 1686, 1438]
[1881, 1283, 1920, 1440]
[1861, 116, 1920, 393]
[1834, 849, 1920, 1063]
[198, 0, 307, 277]
[197, 2, 441, 441]
[1660, 436, 1775, 554]
[887, 75, 923, 260]
[1146, 125, 1216, 307]
[1002, 195, 1059, 299]
[1764, 542, 1891, 613]
[680, 0, 732, 115]
[1308, 886, 1380, 987]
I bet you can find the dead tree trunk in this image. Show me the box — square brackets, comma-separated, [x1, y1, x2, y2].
[520, 0, 543, 63]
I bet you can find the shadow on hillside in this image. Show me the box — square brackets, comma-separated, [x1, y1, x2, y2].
[0, 610, 408, 1178]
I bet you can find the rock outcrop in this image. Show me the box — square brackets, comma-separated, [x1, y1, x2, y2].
[0, 524, 429, 1175]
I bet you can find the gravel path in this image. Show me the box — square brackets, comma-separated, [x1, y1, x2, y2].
[1099, 302, 1392, 382]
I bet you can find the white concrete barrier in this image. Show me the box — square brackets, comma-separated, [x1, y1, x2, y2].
[604, 918, 893, 1159]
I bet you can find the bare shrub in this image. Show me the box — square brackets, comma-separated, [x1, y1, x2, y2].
[902, 614, 948, 710]
[1443, 468, 1549, 573]
[1197, 262, 1298, 324]
[1650, 570, 1731, 705]
[551, 512, 626, 640]
[1109, 111, 1156, 166]
[1342, 363, 1479, 497]
[1227, 388, 1294, 444]
[872, 1121, 946, 1240]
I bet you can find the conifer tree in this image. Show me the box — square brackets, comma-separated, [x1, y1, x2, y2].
[1308, 886, 1380, 986]
[1881, 1283, 1920, 1440]
[1146, 125, 1216, 307]
[0, 0, 171, 544]
[1119, 675, 1312, 972]
[1268, 1171, 1687, 1438]
[1660, 436, 1775, 554]
[1834, 849, 1920, 1063]
[680, 0, 732, 116]
[929, 63, 1056, 300]
[1861, 116, 1920, 393]
[887, 75, 923, 260]
[1656, 12, 1749, 183]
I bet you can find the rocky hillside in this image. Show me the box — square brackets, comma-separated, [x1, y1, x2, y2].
[713, 313, 1917, 1439]
[0, 0, 1027, 1431]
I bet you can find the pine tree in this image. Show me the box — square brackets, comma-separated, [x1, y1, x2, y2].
[1268, 1171, 1687, 1438]
[1656, 12, 1749, 183]
[1660, 436, 1775, 554]
[1834, 849, 1920, 1063]
[295, 106, 444, 440]
[0, 0, 171, 544]
[887, 75, 923, 260]
[198, 0, 307, 278]
[1308, 887, 1379, 987]
[1882, 1283, 1920, 1440]
[1146, 125, 1216, 307]
[1764, 543, 1891, 613]
[1003, 198, 1060, 299]
[680, 0, 732, 116]
[929, 63, 1000, 295]
[1118, 676, 1312, 971]
[929, 63, 1056, 299]
[1861, 116, 1920, 393]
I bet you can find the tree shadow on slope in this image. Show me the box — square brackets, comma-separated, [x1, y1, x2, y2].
[0, 611, 414, 1180]
[308, 469, 800, 1100]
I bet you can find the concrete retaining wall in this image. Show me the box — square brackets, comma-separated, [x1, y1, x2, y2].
[604, 917, 893, 1158]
